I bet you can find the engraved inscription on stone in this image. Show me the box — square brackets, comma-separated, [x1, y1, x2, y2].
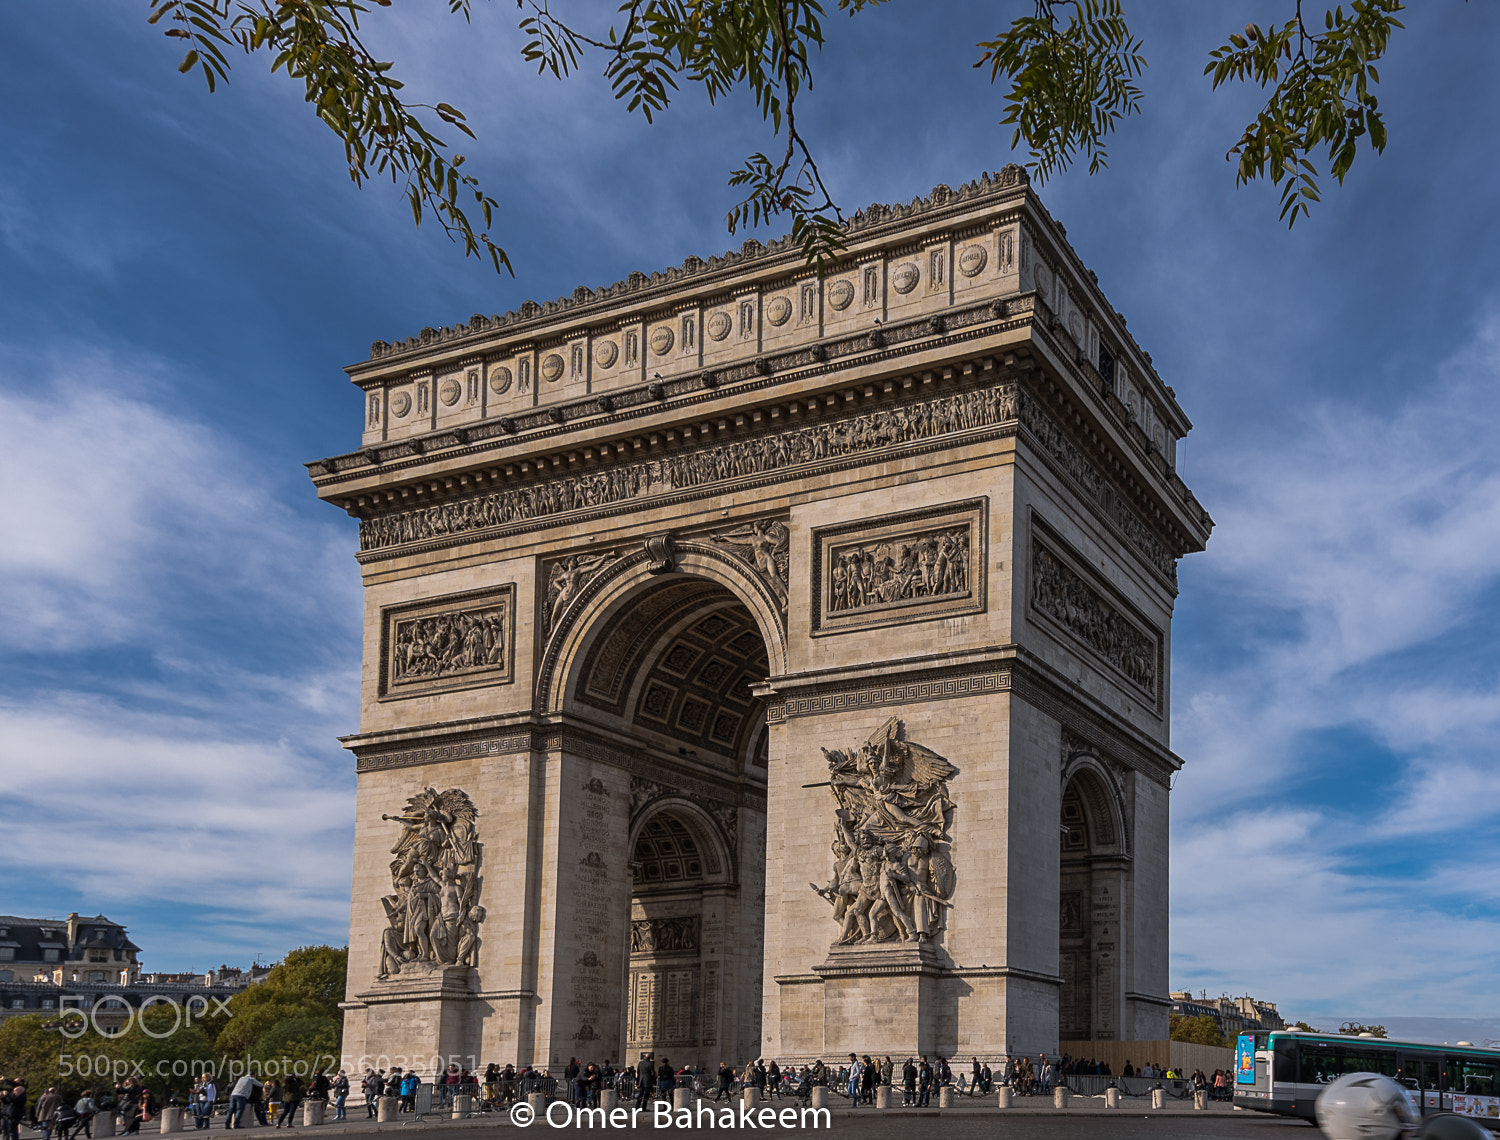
[380, 585, 514, 697]
[1031, 537, 1158, 695]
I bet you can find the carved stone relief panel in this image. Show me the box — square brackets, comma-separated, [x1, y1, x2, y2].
[379, 584, 515, 699]
[809, 717, 959, 946]
[811, 499, 987, 636]
[376, 786, 485, 979]
[1029, 519, 1160, 700]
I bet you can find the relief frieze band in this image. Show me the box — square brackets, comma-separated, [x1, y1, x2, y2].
[378, 585, 516, 699]
[358, 380, 1020, 554]
[811, 499, 986, 635]
[1029, 524, 1161, 699]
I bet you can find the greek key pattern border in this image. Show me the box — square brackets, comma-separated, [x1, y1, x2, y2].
[765, 668, 1010, 722]
[355, 731, 531, 772]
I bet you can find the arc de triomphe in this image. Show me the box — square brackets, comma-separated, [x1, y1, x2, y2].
[309, 166, 1211, 1071]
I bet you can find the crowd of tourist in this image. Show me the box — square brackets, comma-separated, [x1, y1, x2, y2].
[0, 1053, 1228, 1133]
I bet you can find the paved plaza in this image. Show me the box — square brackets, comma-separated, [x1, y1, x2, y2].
[207, 1103, 1302, 1140]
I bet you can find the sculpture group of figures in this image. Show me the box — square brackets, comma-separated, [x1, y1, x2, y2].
[359, 383, 1019, 551]
[629, 915, 700, 954]
[378, 787, 486, 978]
[391, 609, 506, 682]
[828, 527, 969, 614]
[1031, 545, 1157, 692]
[811, 718, 959, 945]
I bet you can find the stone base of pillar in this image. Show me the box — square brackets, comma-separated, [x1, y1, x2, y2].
[997, 1087, 1012, 1109]
[303, 1101, 324, 1127]
[377, 1097, 399, 1123]
[1105, 1087, 1120, 1108]
[809, 1087, 828, 1111]
[600, 1090, 617, 1113]
[741, 1088, 760, 1110]
[1150, 1088, 1166, 1110]
[1052, 1087, 1070, 1109]
[450, 1095, 471, 1119]
[1193, 1090, 1208, 1110]
[673, 1087, 693, 1111]
[875, 1086, 891, 1109]
[938, 1087, 954, 1109]
[94, 1114, 117, 1138]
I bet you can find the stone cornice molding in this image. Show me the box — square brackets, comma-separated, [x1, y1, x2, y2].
[346, 713, 768, 809]
[315, 298, 1026, 483]
[757, 644, 1180, 787]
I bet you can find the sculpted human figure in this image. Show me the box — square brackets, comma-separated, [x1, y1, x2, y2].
[813, 718, 959, 946]
[377, 787, 485, 978]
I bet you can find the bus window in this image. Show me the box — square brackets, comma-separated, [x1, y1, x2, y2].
[1402, 1057, 1440, 1095]
[1299, 1043, 1400, 1083]
[1449, 1058, 1498, 1097]
[1273, 1039, 1297, 1083]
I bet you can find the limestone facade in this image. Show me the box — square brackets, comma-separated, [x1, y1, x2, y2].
[310, 166, 1212, 1073]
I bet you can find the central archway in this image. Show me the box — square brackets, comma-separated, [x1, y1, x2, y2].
[551, 558, 775, 1072]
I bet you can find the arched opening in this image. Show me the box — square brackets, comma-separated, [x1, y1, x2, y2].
[563, 572, 770, 1071]
[1058, 764, 1128, 1042]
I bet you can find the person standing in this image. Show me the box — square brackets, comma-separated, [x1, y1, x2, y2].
[263, 1079, 281, 1127]
[655, 1058, 674, 1104]
[361, 1071, 380, 1120]
[634, 1055, 654, 1112]
[901, 1059, 916, 1107]
[276, 1074, 303, 1129]
[916, 1059, 932, 1108]
[844, 1055, 862, 1109]
[34, 1088, 61, 1140]
[330, 1072, 348, 1121]
[713, 1064, 733, 1103]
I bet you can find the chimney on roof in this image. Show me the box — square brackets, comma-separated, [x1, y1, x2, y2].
[67, 913, 79, 947]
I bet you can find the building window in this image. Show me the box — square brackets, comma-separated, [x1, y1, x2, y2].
[1098, 344, 1115, 388]
[41, 999, 54, 1009]
[9, 999, 22, 1009]
[44, 949, 60, 962]
[90, 972, 107, 984]
[0, 949, 14, 961]
[0, 971, 12, 982]
[88, 950, 108, 963]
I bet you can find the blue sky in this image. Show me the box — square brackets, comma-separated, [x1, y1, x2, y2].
[2, 2, 1498, 1023]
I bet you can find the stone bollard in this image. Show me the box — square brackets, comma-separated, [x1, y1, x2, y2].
[809, 1086, 829, 1111]
[997, 1087, 1013, 1109]
[1053, 1086, 1071, 1109]
[94, 1114, 117, 1138]
[938, 1086, 955, 1109]
[303, 1101, 325, 1127]
[1105, 1087, 1121, 1109]
[1150, 1088, 1166, 1110]
[875, 1086, 892, 1109]
[673, 1087, 693, 1111]
[451, 1094, 471, 1120]
[160, 1107, 184, 1134]
[377, 1097, 399, 1123]
[741, 1087, 761, 1110]
[528, 1091, 546, 1114]
[1193, 1089, 1208, 1111]
[600, 1090, 618, 1113]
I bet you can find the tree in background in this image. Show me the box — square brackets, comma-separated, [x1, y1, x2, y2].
[144, 0, 1408, 273]
[1170, 1013, 1230, 1048]
[1293, 1020, 1319, 1032]
[1338, 1022, 1388, 1038]
[210, 945, 346, 1072]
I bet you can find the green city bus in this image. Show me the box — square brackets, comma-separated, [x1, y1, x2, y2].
[1234, 1029, 1500, 1129]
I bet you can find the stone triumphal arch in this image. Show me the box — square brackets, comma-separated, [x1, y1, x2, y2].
[310, 166, 1211, 1070]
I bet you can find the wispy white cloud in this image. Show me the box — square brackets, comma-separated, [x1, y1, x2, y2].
[0, 345, 357, 654]
[1170, 308, 1500, 1011]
